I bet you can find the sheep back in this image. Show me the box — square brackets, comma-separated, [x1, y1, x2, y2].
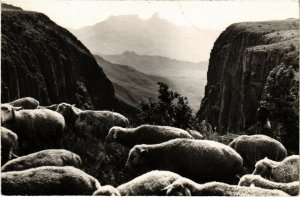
[229, 135, 287, 169]
[1, 149, 82, 172]
[1, 126, 18, 164]
[106, 125, 194, 147]
[9, 97, 39, 109]
[164, 179, 289, 196]
[75, 110, 129, 139]
[238, 174, 299, 196]
[126, 139, 243, 182]
[5, 109, 65, 154]
[116, 170, 182, 196]
[1, 166, 101, 195]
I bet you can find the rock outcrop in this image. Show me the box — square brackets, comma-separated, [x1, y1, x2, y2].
[1, 8, 115, 110]
[198, 19, 299, 133]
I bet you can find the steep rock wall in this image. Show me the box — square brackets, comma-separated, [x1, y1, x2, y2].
[1, 9, 115, 110]
[198, 19, 299, 133]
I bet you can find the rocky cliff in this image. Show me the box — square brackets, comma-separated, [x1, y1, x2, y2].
[1, 8, 115, 110]
[198, 19, 299, 133]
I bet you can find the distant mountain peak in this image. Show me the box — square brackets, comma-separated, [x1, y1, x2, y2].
[122, 51, 137, 56]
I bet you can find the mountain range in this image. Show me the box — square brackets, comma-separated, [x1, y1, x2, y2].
[94, 55, 173, 108]
[72, 13, 220, 62]
[102, 51, 208, 111]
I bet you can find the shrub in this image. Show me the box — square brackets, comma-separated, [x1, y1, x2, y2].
[262, 63, 299, 153]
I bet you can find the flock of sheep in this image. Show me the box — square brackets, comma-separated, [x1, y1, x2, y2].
[1, 97, 299, 195]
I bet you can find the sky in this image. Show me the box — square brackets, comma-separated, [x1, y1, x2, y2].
[3, 0, 299, 31]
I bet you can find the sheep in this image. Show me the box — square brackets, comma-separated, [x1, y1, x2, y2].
[1, 149, 82, 172]
[105, 125, 193, 147]
[56, 102, 129, 139]
[1, 126, 18, 164]
[1, 104, 65, 154]
[38, 103, 59, 111]
[162, 177, 289, 196]
[1, 166, 101, 195]
[94, 170, 182, 196]
[93, 185, 121, 196]
[8, 97, 39, 109]
[186, 129, 204, 139]
[238, 174, 299, 196]
[253, 155, 299, 183]
[38, 103, 82, 112]
[229, 135, 287, 170]
[126, 139, 243, 183]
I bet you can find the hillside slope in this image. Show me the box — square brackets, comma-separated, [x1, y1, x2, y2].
[72, 13, 220, 62]
[198, 19, 299, 133]
[102, 51, 208, 111]
[94, 55, 172, 107]
[1, 9, 115, 110]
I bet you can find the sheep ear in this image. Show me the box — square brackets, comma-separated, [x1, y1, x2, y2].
[140, 148, 148, 155]
[13, 106, 23, 111]
[71, 104, 76, 107]
[250, 183, 256, 188]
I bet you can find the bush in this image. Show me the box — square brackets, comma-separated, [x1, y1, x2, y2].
[137, 82, 213, 133]
[262, 63, 299, 153]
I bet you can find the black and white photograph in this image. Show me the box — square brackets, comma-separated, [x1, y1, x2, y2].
[0, 0, 299, 195]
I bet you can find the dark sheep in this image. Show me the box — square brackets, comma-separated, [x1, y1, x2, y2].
[253, 155, 299, 183]
[1, 166, 101, 195]
[162, 177, 289, 196]
[239, 174, 299, 196]
[56, 103, 129, 139]
[94, 170, 182, 196]
[1, 149, 82, 172]
[105, 125, 193, 147]
[8, 97, 39, 109]
[229, 135, 287, 170]
[126, 139, 243, 183]
[1, 126, 18, 164]
[1, 104, 65, 154]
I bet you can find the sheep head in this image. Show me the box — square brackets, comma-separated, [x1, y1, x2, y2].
[1, 104, 22, 123]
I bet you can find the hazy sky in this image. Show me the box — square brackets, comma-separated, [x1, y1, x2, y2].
[3, 0, 299, 30]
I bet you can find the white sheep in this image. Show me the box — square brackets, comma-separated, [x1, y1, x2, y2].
[105, 125, 193, 147]
[1, 149, 82, 172]
[56, 103, 128, 139]
[1, 126, 18, 164]
[162, 177, 289, 196]
[93, 185, 121, 196]
[8, 97, 39, 109]
[1, 104, 65, 154]
[253, 155, 299, 183]
[1, 166, 101, 195]
[229, 135, 287, 170]
[93, 170, 182, 196]
[239, 174, 299, 196]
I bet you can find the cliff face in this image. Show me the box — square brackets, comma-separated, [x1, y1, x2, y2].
[1, 9, 115, 110]
[198, 19, 299, 133]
